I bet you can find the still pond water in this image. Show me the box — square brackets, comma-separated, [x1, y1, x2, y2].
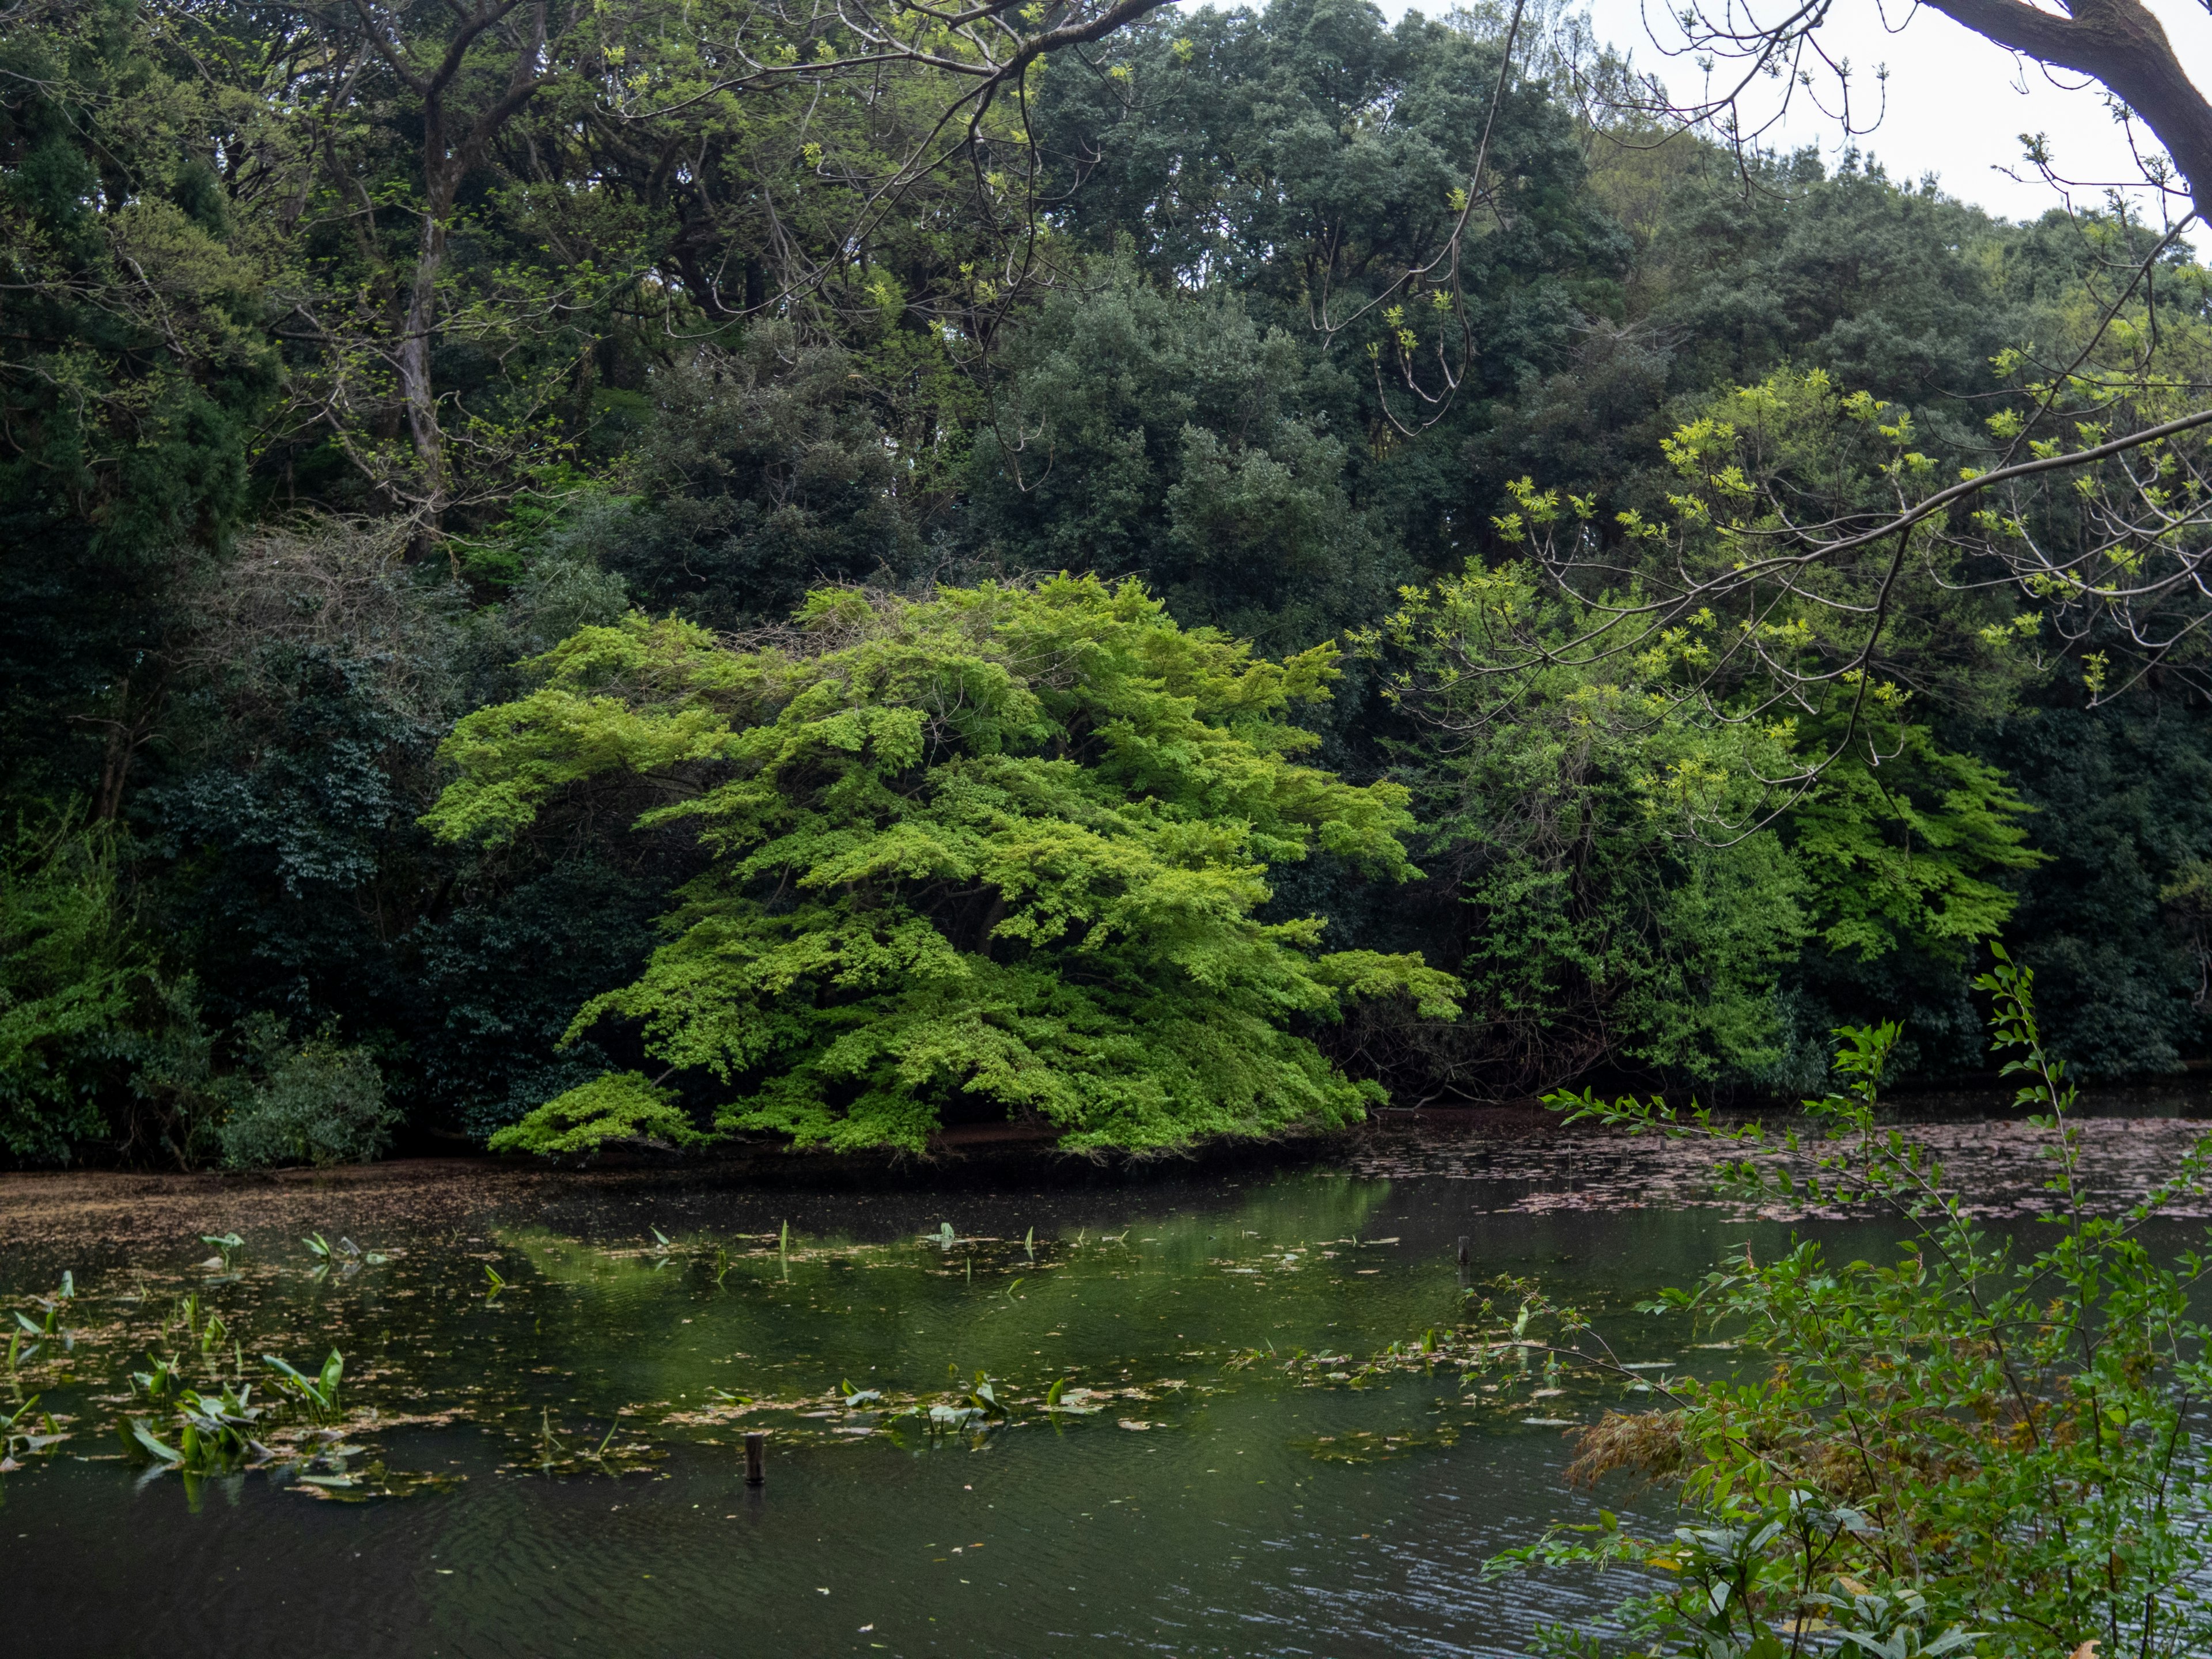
[5, 1118, 2203, 1658]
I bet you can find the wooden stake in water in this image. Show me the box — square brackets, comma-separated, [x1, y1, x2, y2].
[745, 1431, 766, 1486]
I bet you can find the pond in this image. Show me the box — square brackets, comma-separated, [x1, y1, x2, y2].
[5, 1115, 2207, 1658]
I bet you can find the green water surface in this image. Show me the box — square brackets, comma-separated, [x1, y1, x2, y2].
[3, 1165, 1825, 1657]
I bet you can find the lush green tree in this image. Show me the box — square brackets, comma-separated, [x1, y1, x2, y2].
[1350, 562, 1811, 1097]
[964, 266, 1396, 649]
[426, 577, 1459, 1153]
[1037, 0, 1623, 354]
[0, 0, 278, 810]
[556, 327, 933, 632]
[1035, 0, 1631, 574]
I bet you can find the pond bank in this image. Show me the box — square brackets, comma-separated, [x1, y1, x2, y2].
[7, 1104, 2207, 1253]
[0, 1109, 1579, 1249]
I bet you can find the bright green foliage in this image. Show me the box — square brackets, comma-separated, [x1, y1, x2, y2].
[1495, 956, 2212, 1656]
[1359, 562, 1812, 1092]
[427, 577, 1458, 1152]
[487, 1072, 702, 1156]
[1357, 556, 2039, 1094]
[1789, 724, 2046, 961]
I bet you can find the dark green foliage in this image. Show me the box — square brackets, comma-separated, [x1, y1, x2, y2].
[1039, 0, 1624, 362]
[1975, 683, 2212, 1077]
[566, 329, 927, 632]
[1036, 0, 1630, 575]
[148, 645, 431, 1026]
[0, 1, 275, 805]
[964, 268, 1396, 649]
[0, 806, 145, 1160]
[406, 856, 668, 1142]
[1651, 154, 2020, 404]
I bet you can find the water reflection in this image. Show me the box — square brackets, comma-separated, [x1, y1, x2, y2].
[0, 1160, 1982, 1657]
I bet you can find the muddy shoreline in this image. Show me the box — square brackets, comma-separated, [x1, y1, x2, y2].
[7, 1103, 2212, 1249]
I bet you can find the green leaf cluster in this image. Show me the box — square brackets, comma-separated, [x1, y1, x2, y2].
[1493, 961, 2212, 1656]
[1357, 559, 2039, 1093]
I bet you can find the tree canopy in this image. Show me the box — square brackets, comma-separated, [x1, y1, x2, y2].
[6, 0, 2212, 1165]
[429, 578, 1456, 1152]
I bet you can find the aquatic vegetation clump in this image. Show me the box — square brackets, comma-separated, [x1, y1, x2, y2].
[261, 1350, 343, 1425]
[1485, 951, 2212, 1658]
[128, 1381, 268, 1474]
[1, 1394, 67, 1470]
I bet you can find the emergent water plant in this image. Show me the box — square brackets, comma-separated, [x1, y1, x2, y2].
[128, 1381, 268, 1475]
[1486, 948, 2212, 1659]
[261, 1350, 343, 1426]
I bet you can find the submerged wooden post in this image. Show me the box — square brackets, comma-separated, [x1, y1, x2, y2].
[744, 1431, 766, 1486]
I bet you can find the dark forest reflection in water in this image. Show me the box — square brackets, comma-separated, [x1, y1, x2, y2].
[3, 1127, 2199, 1658]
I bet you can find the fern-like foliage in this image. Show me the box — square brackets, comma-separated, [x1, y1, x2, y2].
[429, 577, 1460, 1153]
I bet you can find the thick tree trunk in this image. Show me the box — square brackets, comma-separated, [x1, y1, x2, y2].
[1921, 0, 2212, 218]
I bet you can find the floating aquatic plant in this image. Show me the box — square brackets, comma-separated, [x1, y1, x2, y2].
[524, 1405, 662, 1477]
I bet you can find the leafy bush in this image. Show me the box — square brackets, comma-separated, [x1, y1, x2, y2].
[426, 576, 1459, 1153]
[1488, 950, 2212, 1657]
[217, 1020, 397, 1169]
[487, 1071, 700, 1156]
[0, 804, 138, 1159]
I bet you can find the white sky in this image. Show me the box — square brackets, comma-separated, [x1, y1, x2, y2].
[1382, 0, 2212, 224]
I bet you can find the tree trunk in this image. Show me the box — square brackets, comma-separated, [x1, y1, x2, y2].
[400, 169, 454, 529]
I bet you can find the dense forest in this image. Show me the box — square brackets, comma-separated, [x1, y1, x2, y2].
[6, 0, 2210, 1165]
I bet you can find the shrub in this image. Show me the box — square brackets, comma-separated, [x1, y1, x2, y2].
[217, 1021, 397, 1169]
[1483, 949, 2212, 1657]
